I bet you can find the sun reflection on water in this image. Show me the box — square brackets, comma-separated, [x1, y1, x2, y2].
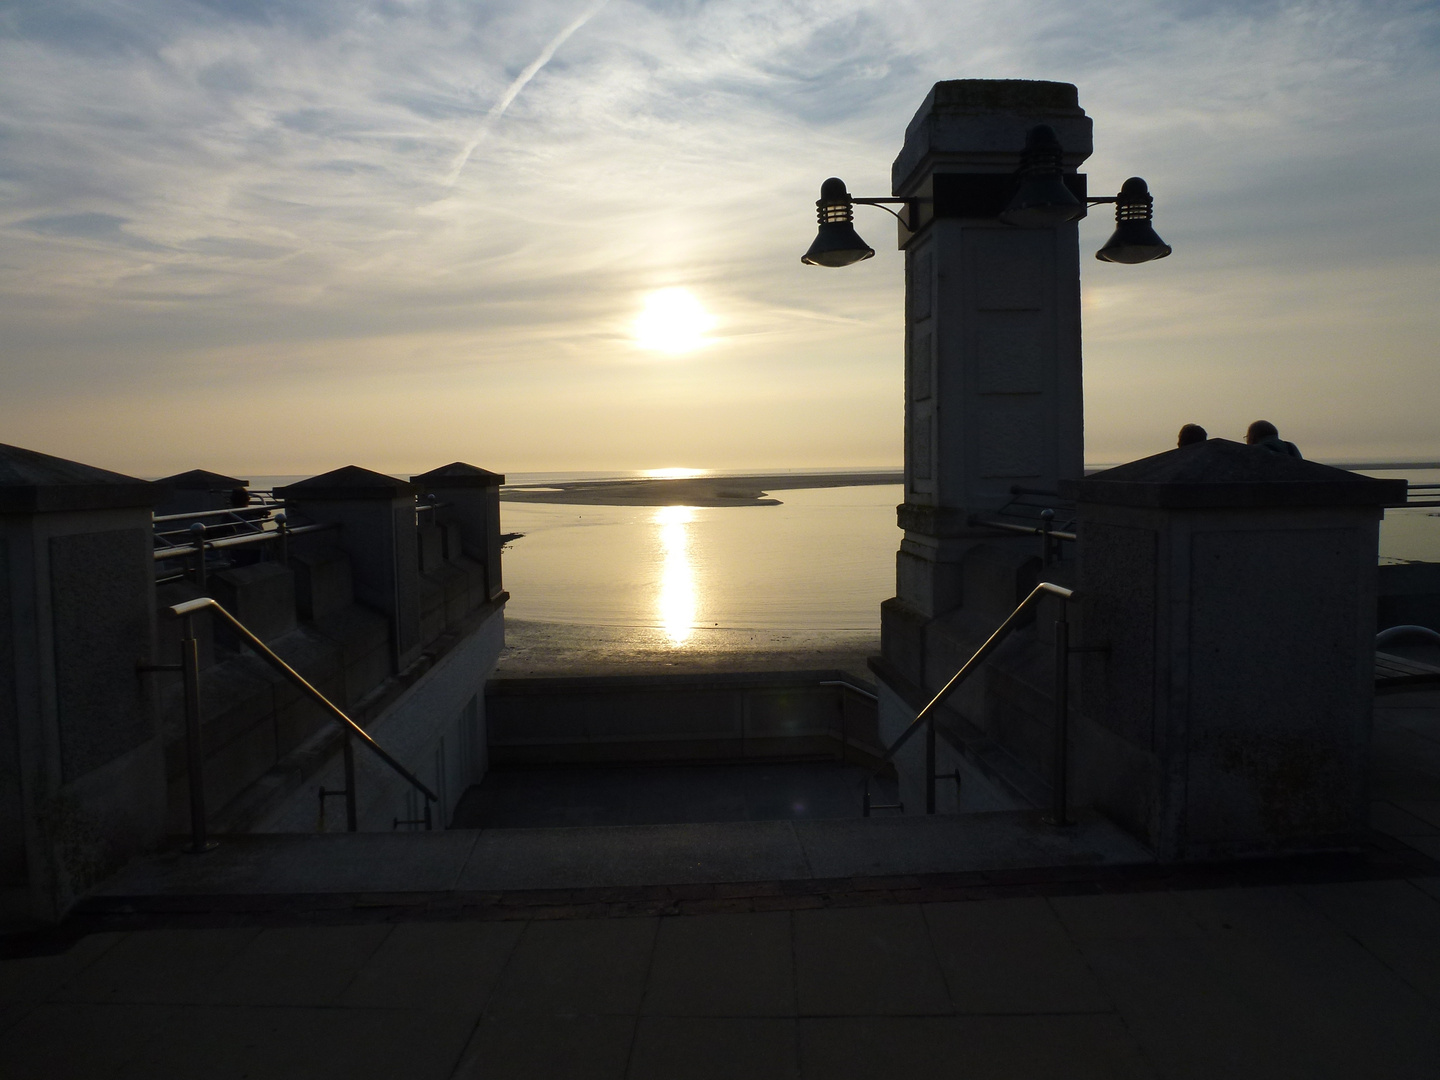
[655, 505, 697, 644]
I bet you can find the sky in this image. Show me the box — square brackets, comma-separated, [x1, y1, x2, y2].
[1, 0, 1438, 477]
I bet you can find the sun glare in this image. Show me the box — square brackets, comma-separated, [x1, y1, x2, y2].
[633, 288, 716, 354]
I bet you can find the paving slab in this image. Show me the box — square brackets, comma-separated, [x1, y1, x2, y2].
[483, 916, 658, 1017]
[630, 1016, 799, 1080]
[339, 921, 524, 1012]
[457, 820, 811, 891]
[0, 1002, 186, 1080]
[197, 923, 394, 1006]
[1075, 922, 1440, 1080]
[794, 905, 951, 1016]
[641, 911, 795, 1016]
[451, 1013, 635, 1079]
[922, 898, 1112, 1014]
[108, 1004, 478, 1080]
[0, 930, 122, 1006]
[55, 927, 260, 1003]
[794, 810, 1152, 880]
[797, 1015, 1156, 1080]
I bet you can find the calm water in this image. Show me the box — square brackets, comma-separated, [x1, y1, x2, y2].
[499, 485, 903, 637]
[498, 469, 1440, 636]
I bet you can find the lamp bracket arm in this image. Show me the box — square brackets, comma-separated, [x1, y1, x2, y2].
[851, 196, 926, 223]
[1085, 196, 1118, 205]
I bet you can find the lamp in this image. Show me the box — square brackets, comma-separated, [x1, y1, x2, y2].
[1094, 177, 1172, 264]
[802, 127, 1171, 267]
[800, 178, 875, 267]
[998, 125, 1085, 228]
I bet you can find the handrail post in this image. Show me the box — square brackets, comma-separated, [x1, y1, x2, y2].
[180, 613, 216, 853]
[1049, 606, 1071, 827]
[342, 734, 358, 832]
[925, 716, 936, 815]
[189, 522, 207, 591]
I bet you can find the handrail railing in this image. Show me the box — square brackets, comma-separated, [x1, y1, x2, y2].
[871, 581, 1077, 824]
[156, 597, 438, 851]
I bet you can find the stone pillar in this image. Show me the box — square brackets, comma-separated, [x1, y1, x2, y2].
[0, 443, 164, 921]
[1062, 440, 1404, 859]
[410, 463, 506, 600]
[888, 80, 1090, 629]
[278, 467, 422, 671]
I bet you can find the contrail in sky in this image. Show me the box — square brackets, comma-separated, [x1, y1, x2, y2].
[443, 0, 609, 185]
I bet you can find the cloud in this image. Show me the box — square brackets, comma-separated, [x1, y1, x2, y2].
[0, 0, 1438, 471]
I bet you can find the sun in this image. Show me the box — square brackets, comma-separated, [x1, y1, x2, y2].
[633, 288, 716, 354]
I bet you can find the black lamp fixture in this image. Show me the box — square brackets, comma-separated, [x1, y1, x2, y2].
[800, 178, 877, 267]
[997, 125, 1086, 228]
[802, 125, 1171, 265]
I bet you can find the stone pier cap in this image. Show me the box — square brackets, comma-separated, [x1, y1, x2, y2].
[0, 441, 154, 513]
[1060, 439, 1406, 509]
[893, 79, 1092, 193]
[276, 465, 415, 501]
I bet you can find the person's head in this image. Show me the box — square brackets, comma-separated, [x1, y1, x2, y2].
[1246, 420, 1279, 445]
[1177, 424, 1207, 447]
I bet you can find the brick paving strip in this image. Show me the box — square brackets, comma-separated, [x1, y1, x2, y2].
[4, 830, 1431, 959]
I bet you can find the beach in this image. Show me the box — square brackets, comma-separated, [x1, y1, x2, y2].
[500, 470, 903, 507]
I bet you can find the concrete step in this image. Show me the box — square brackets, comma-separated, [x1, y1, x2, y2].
[87, 811, 1152, 905]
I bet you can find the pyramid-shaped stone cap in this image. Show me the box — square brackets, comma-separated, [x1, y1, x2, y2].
[153, 468, 249, 490]
[1060, 439, 1407, 509]
[0, 443, 156, 513]
[276, 465, 414, 501]
[410, 462, 505, 488]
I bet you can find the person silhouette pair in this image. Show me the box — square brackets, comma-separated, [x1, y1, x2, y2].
[1175, 421, 1302, 459]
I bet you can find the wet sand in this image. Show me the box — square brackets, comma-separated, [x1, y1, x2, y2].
[500, 470, 903, 507]
[496, 618, 880, 684]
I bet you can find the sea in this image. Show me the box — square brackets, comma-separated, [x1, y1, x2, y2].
[251, 467, 1440, 638]
[496, 467, 1440, 637]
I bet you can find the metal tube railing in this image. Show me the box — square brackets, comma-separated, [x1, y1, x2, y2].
[876, 581, 1076, 825]
[161, 597, 438, 849]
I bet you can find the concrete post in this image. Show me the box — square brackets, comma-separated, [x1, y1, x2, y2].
[889, 80, 1091, 625]
[278, 467, 422, 671]
[0, 443, 164, 921]
[1062, 440, 1404, 859]
[410, 463, 506, 600]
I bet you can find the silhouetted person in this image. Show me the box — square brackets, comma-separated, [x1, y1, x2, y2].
[1246, 419, 1302, 459]
[1177, 424, 1207, 447]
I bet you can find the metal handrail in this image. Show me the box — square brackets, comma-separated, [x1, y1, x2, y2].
[152, 521, 335, 560]
[967, 515, 1078, 542]
[873, 581, 1076, 823]
[163, 597, 437, 848]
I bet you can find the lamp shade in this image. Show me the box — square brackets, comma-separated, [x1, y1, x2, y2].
[801, 178, 874, 267]
[1096, 177, 1172, 264]
[998, 125, 1085, 228]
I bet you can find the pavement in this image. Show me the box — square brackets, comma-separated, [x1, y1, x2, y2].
[1, 690, 1438, 1078]
[3, 868, 1439, 1079]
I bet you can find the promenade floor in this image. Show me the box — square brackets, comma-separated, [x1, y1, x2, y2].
[1, 690, 1437, 1078]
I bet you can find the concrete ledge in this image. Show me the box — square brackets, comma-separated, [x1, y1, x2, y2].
[88, 809, 1152, 901]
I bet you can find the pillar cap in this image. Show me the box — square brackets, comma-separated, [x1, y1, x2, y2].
[0, 442, 155, 513]
[276, 465, 415, 501]
[894, 79, 1091, 194]
[154, 468, 250, 490]
[410, 462, 505, 488]
[1061, 439, 1406, 509]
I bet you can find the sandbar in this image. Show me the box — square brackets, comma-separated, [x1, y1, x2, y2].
[500, 470, 903, 507]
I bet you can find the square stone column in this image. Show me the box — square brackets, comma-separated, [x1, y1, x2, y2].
[1062, 440, 1404, 859]
[0, 443, 164, 920]
[278, 467, 422, 671]
[890, 80, 1091, 624]
[410, 462, 506, 600]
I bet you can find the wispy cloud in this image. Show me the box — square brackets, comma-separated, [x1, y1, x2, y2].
[0, 1, 1438, 471]
[442, 0, 610, 186]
